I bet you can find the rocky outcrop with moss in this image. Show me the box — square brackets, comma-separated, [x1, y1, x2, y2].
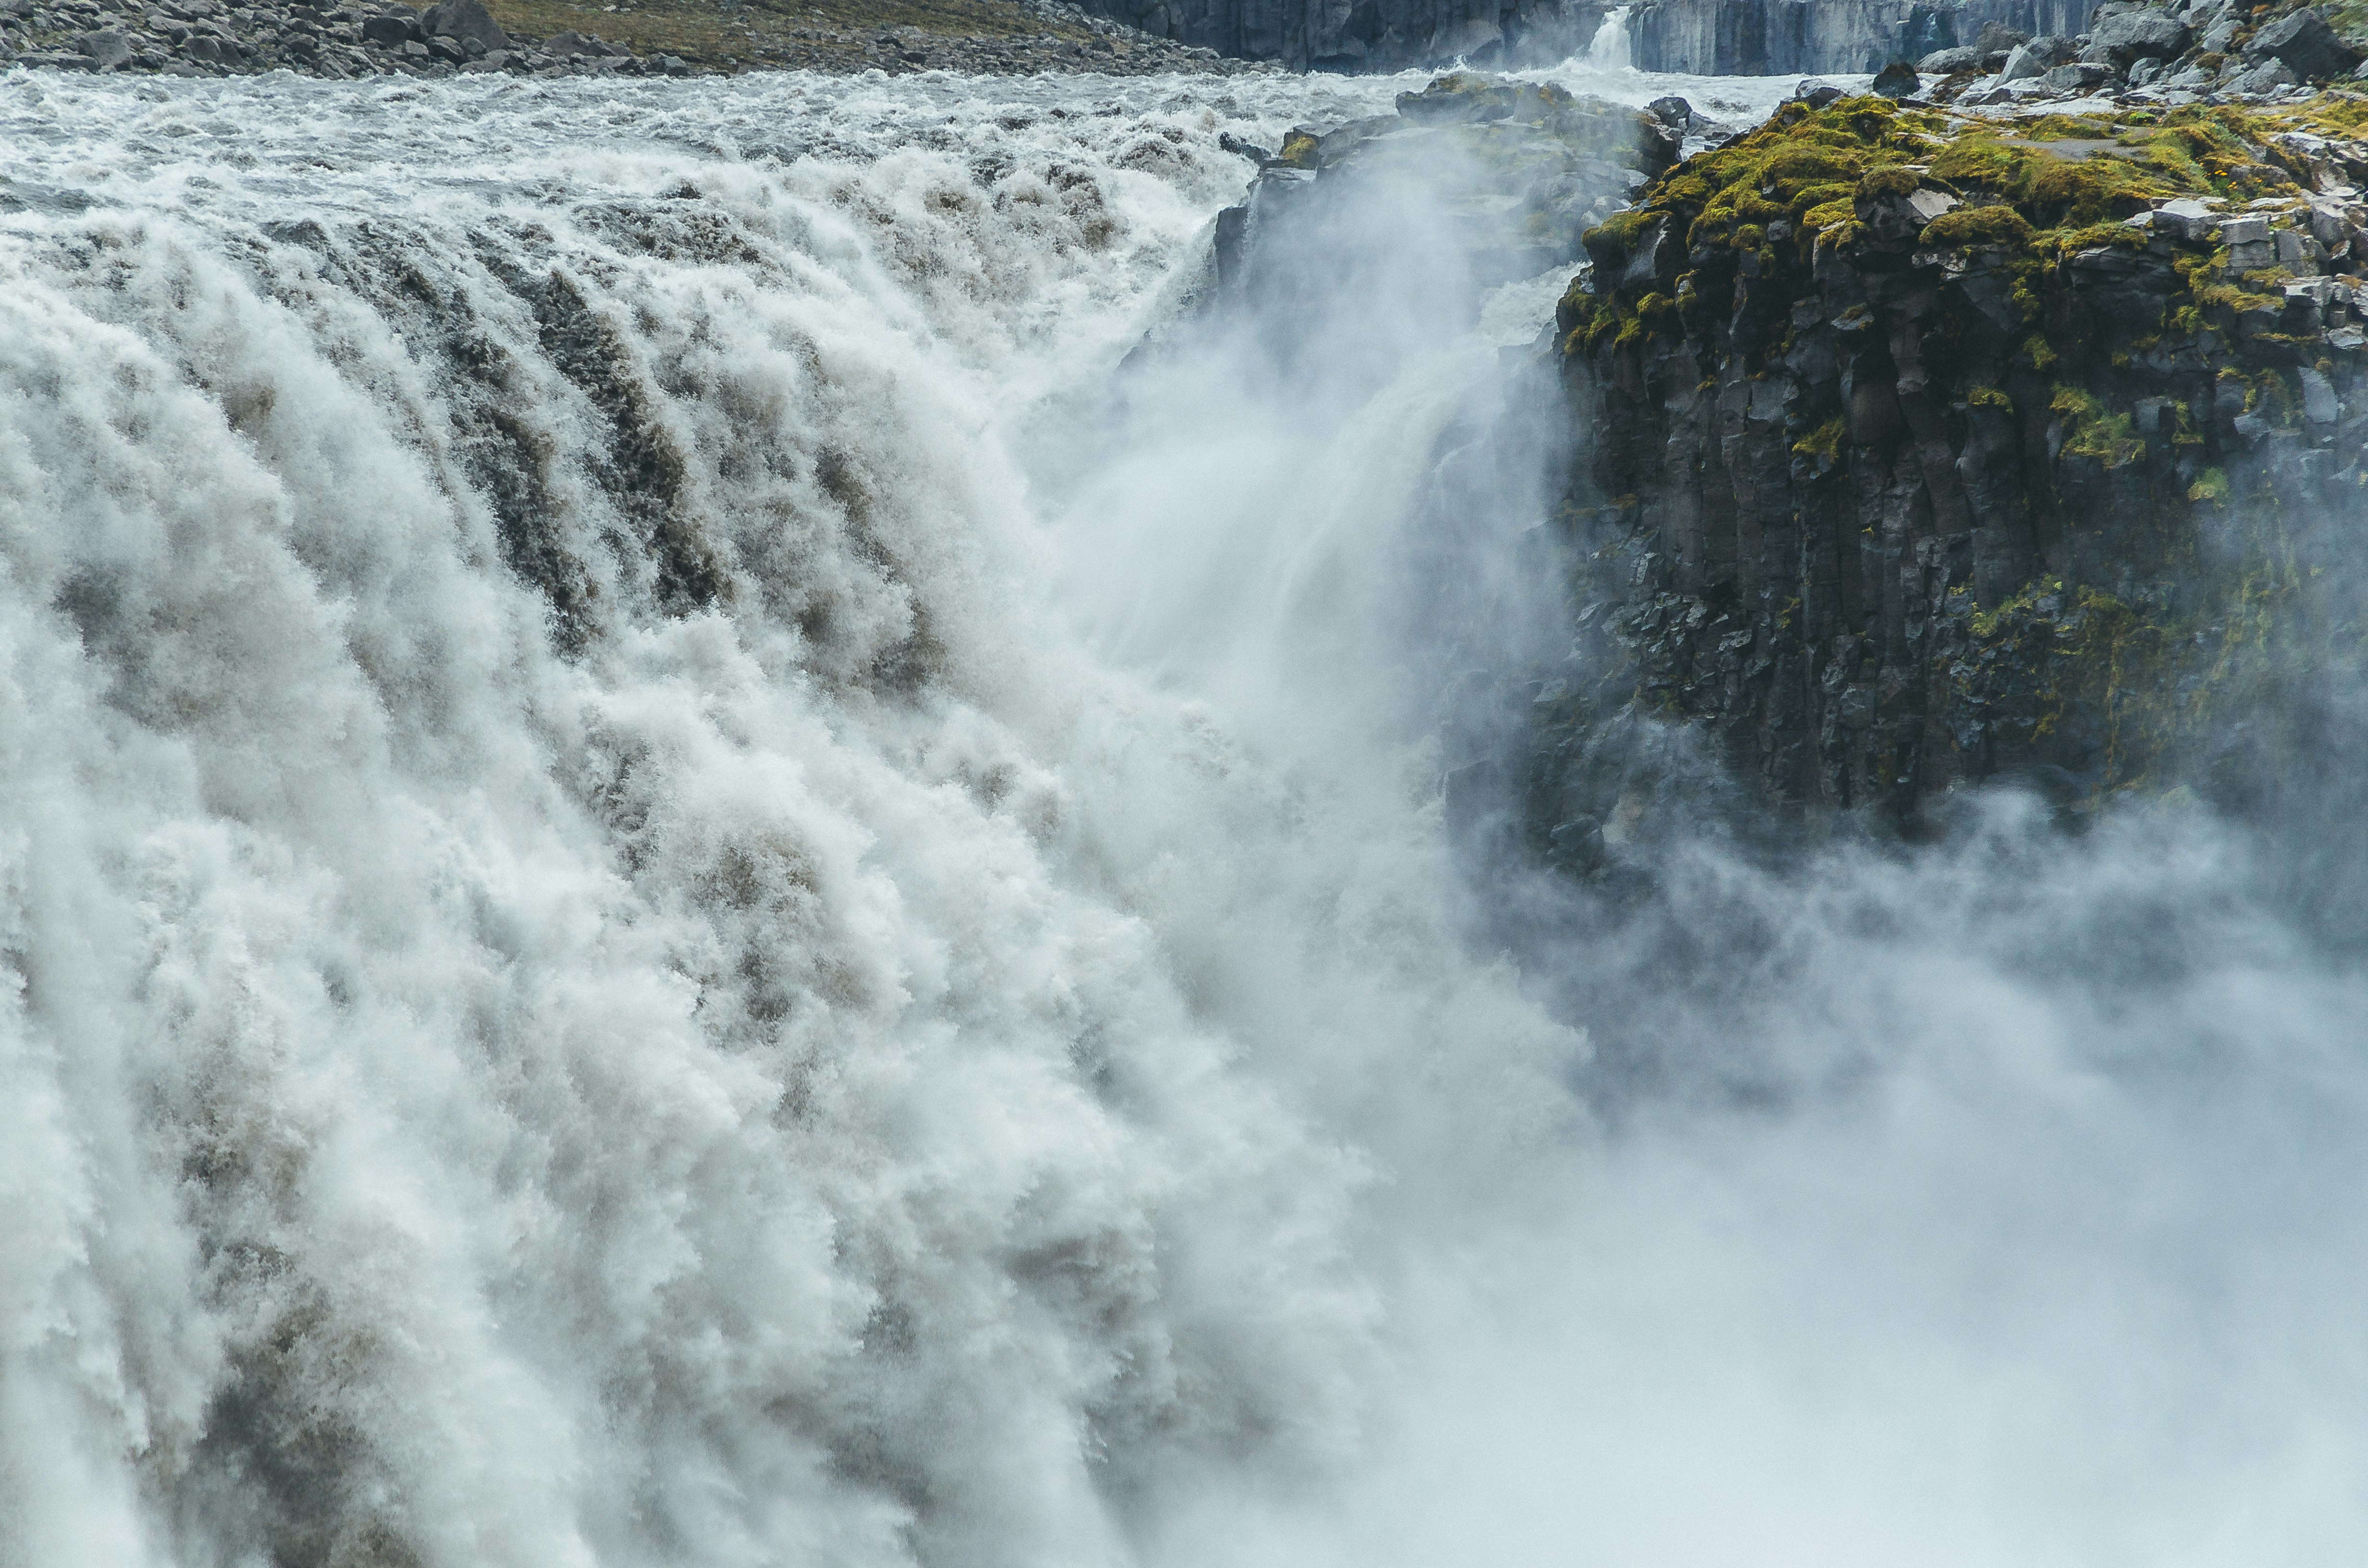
[1537, 89, 2368, 846]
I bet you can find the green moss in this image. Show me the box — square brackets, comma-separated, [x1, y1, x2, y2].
[1858, 165, 1923, 198]
[1275, 130, 1319, 170]
[2052, 387, 2146, 468]
[2188, 467, 2231, 503]
[1792, 416, 1847, 460]
[1921, 205, 2035, 248]
[1607, 92, 1943, 255]
[1588, 206, 1660, 250]
[1969, 385, 2013, 410]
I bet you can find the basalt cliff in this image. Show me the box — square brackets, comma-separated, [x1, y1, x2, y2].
[1211, 73, 2368, 865]
[1542, 86, 2368, 855]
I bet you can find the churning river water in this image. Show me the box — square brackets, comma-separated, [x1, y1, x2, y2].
[4, 49, 2368, 1568]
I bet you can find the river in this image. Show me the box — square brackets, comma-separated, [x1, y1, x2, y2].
[2, 48, 2364, 1568]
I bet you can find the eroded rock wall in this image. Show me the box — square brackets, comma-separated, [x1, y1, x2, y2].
[1535, 93, 2368, 854]
[1071, 0, 1615, 70]
[1627, 0, 2087, 75]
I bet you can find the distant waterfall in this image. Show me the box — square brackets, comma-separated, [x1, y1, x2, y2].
[1587, 5, 1632, 68]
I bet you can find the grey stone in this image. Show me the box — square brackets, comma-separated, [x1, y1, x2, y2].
[2041, 59, 2110, 90]
[421, 0, 502, 50]
[2200, 17, 2240, 51]
[1998, 39, 2062, 79]
[2246, 6, 2359, 79]
[1973, 20, 2027, 54]
[2087, 8, 2189, 62]
[1918, 45, 1981, 73]
[2219, 214, 2270, 244]
[77, 26, 129, 65]
[359, 12, 412, 44]
[2276, 228, 2311, 265]
[2155, 196, 2225, 240]
[2229, 56, 2300, 93]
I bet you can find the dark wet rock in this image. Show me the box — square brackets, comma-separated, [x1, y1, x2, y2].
[1542, 93, 2368, 834]
[1871, 59, 1919, 96]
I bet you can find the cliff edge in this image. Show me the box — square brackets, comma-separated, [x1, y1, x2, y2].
[1536, 88, 2368, 857]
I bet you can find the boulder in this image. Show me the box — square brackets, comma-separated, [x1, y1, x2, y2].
[2043, 60, 2112, 90]
[1395, 71, 1516, 122]
[2245, 7, 2360, 80]
[2152, 196, 2226, 241]
[359, 12, 417, 44]
[1646, 93, 1693, 130]
[1918, 45, 1982, 72]
[422, 0, 506, 51]
[2085, 8, 2189, 63]
[2228, 56, 2301, 93]
[1973, 20, 2028, 53]
[1872, 59, 1919, 97]
[78, 27, 130, 66]
[1999, 36, 2075, 78]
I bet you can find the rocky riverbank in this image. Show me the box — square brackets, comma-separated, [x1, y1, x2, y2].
[1912, 0, 2368, 107]
[0, 0, 1259, 77]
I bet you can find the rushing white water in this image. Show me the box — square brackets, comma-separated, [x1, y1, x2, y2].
[1, 55, 2365, 1568]
[1587, 6, 1633, 72]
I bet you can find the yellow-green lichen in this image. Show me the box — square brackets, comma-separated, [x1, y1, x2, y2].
[2051, 387, 2146, 468]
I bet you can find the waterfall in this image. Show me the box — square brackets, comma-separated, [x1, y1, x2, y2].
[1587, 4, 1633, 69]
[4, 55, 2368, 1568]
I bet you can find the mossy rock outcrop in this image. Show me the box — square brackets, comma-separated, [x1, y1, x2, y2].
[1535, 91, 2368, 849]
